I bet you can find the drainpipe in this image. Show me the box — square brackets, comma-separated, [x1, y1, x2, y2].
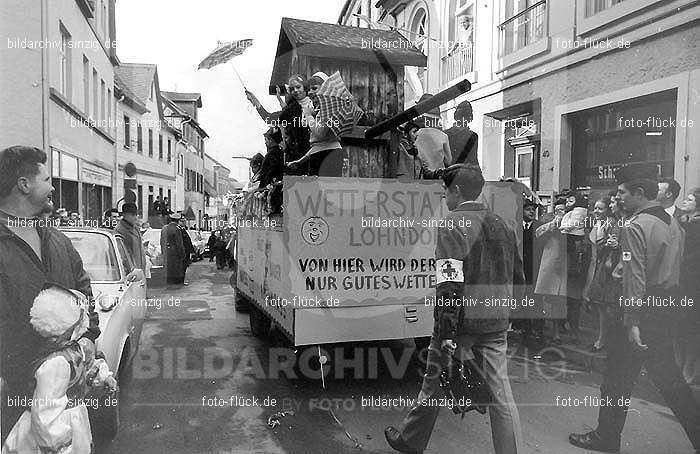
[40, 0, 50, 158]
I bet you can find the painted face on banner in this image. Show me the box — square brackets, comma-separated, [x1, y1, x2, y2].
[301, 216, 329, 245]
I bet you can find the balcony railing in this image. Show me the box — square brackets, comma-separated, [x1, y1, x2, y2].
[585, 0, 627, 17]
[498, 0, 547, 57]
[441, 42, 474, 84]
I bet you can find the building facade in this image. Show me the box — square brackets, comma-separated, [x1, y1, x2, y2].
[114, 63, 178, 223]
[204, 153, 233, 229]
[1, 0, 119, 222]
[161, 92, 208, 228]
[339, 0, 700, 202]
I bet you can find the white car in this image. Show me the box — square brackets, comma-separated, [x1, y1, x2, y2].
[62, 228, 147, 438]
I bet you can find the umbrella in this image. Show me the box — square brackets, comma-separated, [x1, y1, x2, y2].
[314, 71, 364, 138]
[197, 39, 253, 70]
[197, 39, 253, 89]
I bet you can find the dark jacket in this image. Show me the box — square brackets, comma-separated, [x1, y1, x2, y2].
[435, 202, 524, 338]
[679, 213, 700, 321]
[160, 222, 185, 280]
[0, 221, 99, 438]
[446, 127, 479, 167]
[180, 226, 195, 266]
[255, 99, 310, 170]
[116, 218, 146, 271]
[259, 145, 285, 188]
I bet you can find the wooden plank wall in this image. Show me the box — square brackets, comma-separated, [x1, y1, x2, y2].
[341, 137, 389, 178]
[292, 56, 409, 178]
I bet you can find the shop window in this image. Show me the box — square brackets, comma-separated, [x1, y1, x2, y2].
[570, 89, 677, 191]
[586, 0, 626, 17]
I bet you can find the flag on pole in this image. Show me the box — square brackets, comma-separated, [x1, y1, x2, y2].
[197, 39, 253, 70]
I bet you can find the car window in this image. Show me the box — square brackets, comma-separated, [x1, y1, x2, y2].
[116, 237, 135, 275]
[64, 232, 121, 281]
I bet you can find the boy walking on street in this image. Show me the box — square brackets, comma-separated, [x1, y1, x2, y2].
[385, 163, 525, 454]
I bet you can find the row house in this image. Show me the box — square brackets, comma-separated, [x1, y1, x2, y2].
[114, 63, 179, 223]
[203, 153, 232, 229]
[339, 0, 700, 203]
[1, 0, 119, 221]
[161, 91, 209, 229]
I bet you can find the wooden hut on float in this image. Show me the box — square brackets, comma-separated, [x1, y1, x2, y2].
[269, 17, 427, 178]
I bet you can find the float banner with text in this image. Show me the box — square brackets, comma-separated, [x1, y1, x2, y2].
[283, 177, 520, 308]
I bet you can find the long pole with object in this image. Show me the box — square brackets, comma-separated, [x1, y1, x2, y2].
[364, 79, 472, 138]
[229, 61, 248, 91]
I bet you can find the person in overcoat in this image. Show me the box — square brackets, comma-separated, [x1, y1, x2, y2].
[160, 213, 185, 285]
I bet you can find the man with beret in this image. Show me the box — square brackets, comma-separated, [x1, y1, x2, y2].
[569, 163, 700, 453]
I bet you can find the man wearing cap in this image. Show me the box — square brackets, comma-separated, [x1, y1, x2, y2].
[414, 94, 452, 179]
[160, 212, 186, 285]
[116, 202, 146, 274]
[386, 163, 524, 454]
[569, 163, 700, 453]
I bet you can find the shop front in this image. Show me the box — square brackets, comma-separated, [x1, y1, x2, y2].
[81, 161, 113, 223]
[570, 89, 677, 200]
[51, 149, 80, 214]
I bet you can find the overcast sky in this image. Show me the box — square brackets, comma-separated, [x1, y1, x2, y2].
[116, 0, 346, 182]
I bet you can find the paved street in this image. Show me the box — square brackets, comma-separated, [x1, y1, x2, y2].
[106, 261, 696, 454]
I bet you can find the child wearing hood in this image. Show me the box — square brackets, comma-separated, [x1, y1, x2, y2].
[2, 284, 117, 454]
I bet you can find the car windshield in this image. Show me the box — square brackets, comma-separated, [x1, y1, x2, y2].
[64, 231, 121, 281]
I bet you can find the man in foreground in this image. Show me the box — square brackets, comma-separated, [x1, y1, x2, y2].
[569, 163, 699, 453]
[0, 145, 100, 443]
[385, 163, 525, 454]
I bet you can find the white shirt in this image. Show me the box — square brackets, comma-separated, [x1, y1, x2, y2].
[665, 205, 677, 217]
[415, 128, 451, 170]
